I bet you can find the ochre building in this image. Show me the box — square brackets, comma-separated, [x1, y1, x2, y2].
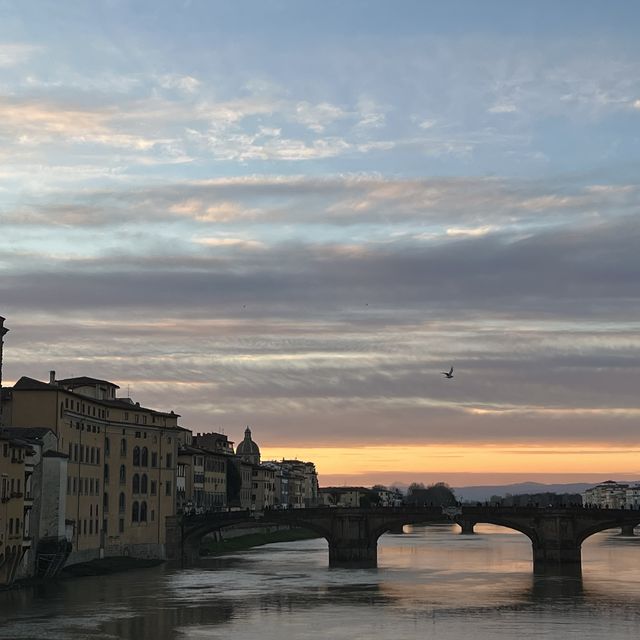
[2, 373, 181, 564]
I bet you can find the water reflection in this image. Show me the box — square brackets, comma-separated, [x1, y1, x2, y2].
[1, 525, 640, 639]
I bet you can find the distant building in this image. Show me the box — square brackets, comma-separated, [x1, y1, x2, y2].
[177, 443, 227, 514]
[263, 459, 319, 508]
[583, 480, 640, 509]
[319, 486, 375, 508]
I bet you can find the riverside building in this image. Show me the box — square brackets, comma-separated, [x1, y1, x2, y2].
[2, 372, 181, 564]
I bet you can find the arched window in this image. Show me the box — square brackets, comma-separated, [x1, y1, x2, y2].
[133, 446, 140, 466]
[119, 465, 126, 484]
[141, 474, 148, 494]
[120, 438, 127, 456]
[104, 464, 109, 484]
[105, 437, 110, 457]
[141, 447, 148, 467]
[132, 501, 139, 523]
[140, 501, 148, 522]
[119, 492, 125, 513]
[132, 473, 140, 494]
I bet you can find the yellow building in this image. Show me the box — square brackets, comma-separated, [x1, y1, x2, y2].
[0, 432, 32, 585]
[3, 373, 181, 564]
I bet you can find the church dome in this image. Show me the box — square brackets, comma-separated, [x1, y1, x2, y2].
[236, 426, 260, 463]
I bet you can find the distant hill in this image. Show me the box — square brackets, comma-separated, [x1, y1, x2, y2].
[452, 482, 600, 503]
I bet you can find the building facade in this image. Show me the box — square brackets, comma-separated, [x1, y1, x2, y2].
[583, 480, 640, 509]
[0, 432, 31, 585]
[3, 373, 181, 564]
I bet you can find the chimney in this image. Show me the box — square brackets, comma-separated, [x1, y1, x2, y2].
[49, 370, 56, 384]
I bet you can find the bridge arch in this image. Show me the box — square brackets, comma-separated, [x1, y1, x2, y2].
[180, 511, 334, 562]
[576, 515, 640, 546]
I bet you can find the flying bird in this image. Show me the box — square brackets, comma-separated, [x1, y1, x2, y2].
[441, 366, 454, 379]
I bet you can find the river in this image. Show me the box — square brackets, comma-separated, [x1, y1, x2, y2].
[2, 523, 640, 639]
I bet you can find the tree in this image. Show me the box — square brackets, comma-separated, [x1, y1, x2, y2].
[360, 490, 381, 508]
[407, 482, 426, 495]
[405, 481, 456, 506]
[423, 482, 457, 507]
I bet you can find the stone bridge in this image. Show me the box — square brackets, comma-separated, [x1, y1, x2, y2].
[166, 506, 640, 573]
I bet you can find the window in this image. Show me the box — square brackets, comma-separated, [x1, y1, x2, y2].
[150, 481, 157, 496]
[165, 481, 172, 497]
[104, 464, 110, 484]
[133, 473, 140, 494]
[96, 448, 100, 465]
[140, 501, 148, 522]
[151, 452, 158, 467]
[90, 447, 95, 464]
[103, 492, 109, 512]
[119, 492, 126, 513]
[119, 465, 126, 484]
[133, 446, 140, 466]
[119, 518, 124, 533]
[166, 453, 172, 468]
[74, 444, 78, 461]
[120, 438, 127, 456]
[141, 474, 148, 494]
[105, 437, 110, 457]
[141, 447, 148, 467]
[132, 501, 139, 523]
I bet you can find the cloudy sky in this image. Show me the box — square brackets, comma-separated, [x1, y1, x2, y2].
[2, 1, 639, 486]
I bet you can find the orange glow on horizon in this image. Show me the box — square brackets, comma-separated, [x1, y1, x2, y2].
[261, 443, 640, 479]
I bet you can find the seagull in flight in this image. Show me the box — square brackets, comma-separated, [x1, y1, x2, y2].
[441, 366, 454, 379]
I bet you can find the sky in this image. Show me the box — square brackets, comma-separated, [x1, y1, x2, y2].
[1, 1, 640, 487]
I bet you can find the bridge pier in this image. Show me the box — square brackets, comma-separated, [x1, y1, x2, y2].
[533, 542, 582, 575]
[458, 519, 475, 535]
[620, 524, 636, 536]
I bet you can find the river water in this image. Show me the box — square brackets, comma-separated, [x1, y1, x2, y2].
[2, 524, 640, 639]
